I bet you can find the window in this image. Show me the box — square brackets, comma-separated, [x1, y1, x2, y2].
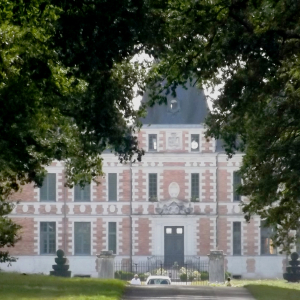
[108, 173, 117, 201]
[191, 173, 199, 201]
[74, 222, 91, 255]
[169, 99, 179, 113]
[149, 173, 157, 201]
[233, 171, 241, 201]
[233, 222, 241, 255]
[166, 228, 172, 234]
[40, 173, 56, 202]
[191, 134, 199, 151]
[74, 183, 90, 202]
[40, 222, 56, 254]
[108, 222, 117, 254]
[149, 134, 157, 151]
[260, 220, 276, 255]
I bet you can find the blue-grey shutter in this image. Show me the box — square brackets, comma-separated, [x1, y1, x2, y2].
[191, 173, 199, 200]
[74, 185, 81, 201]
[83, 183, 90, 201]
[40, 177, 48, 202]
[149, 173, 157, 200]
[108, 222, 117, 254]
[40, 173, 56, 202]
[48, 173, 56, 201]
[108, 174, 117, 201]
[233, 222, 241, 255]
[233, 171, 241, 201]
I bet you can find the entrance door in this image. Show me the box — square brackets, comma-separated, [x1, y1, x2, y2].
[164, 226, 184, 266]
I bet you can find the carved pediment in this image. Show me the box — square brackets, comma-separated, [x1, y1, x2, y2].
[155, 201, 193, 215]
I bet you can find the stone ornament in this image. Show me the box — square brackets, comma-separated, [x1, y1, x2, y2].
[168, 182, 180, 199]
[283, 252, 300, 282]
[155, 201, 193, 215]
[167, 132, 181, 149]
[109, 205, 116, 213]
[50, 249, 71, 277]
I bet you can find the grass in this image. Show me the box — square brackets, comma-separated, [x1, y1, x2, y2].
[230, 279, 300, 300]
[0, 272, 126, 300]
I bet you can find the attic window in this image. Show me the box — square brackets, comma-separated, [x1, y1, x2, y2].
[169, 99, 179, 113]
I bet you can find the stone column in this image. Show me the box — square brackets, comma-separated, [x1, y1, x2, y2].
[208, 250, 225, 283]
[97, 251, 115, 279]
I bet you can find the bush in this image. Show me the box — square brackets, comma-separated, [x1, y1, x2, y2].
[180, 273, 187, 281]
[200, 271, 209, 281]
[138, 273, 146, 281]
[114, 270, 134, 281]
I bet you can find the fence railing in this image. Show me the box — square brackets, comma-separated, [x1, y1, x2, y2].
[114, 256, 209, 284]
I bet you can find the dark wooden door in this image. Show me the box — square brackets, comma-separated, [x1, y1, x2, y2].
[164, 226, 184, 266]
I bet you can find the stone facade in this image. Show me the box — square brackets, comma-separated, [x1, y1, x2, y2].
[2, 83, 287, 278]
[2, 124, 286, 278]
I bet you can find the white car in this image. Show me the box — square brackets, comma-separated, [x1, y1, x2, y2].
[145, 275, 172, 285]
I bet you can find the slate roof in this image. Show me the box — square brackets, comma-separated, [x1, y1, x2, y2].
[140, 82, 209, 125]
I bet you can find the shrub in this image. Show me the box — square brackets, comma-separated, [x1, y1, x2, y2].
[153, 268, 168, 276]
[200, 271, 209, 281]
[138, 273, 146, 281]
[180, 273, 187, 281]
[114, 270, 134, 281]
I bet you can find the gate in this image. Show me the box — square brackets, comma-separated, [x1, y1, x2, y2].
[114, 256, 209, 285]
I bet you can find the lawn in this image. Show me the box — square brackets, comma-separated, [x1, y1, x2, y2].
[0, 272, 126, 300]
[231, 279, 300, 300]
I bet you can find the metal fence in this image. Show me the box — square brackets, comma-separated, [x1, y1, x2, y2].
[115, 256, 209, 285]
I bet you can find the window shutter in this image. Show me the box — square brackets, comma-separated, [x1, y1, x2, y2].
[40, 177, 48, 201]
[48, 173, 56, 201]
[40, 173, 56, 202]
[233, 171, 241, 201]
[191, 173, 199, 199]
[108, 222, 117, 254]
[233, 222, 241, 255]
[74, 185, 81, 201]
[83, 184, 90, 201]
[108, 174, 117, 201]
[149, 173, 157, 199]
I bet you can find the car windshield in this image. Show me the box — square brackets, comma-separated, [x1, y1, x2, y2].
[148, 279, 169, 284]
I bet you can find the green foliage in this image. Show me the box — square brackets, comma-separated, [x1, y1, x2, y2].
[179, 267, 201, 281]
[138, 273, 146, 281]
[200, 271, 209, 281]
[146, 0, 300, 252]
[153, 267, 168, 276]
[180, 273, 187, 282]
[114, 270, 134, 281]
[0, 272, 125, 300]
[0, 0, 168, 262]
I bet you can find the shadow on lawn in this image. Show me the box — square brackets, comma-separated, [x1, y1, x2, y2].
[245, 284, 300, 300]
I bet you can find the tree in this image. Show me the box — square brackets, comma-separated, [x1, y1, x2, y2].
[145, 0, 300, 251]
[0, 0, 167, 262]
